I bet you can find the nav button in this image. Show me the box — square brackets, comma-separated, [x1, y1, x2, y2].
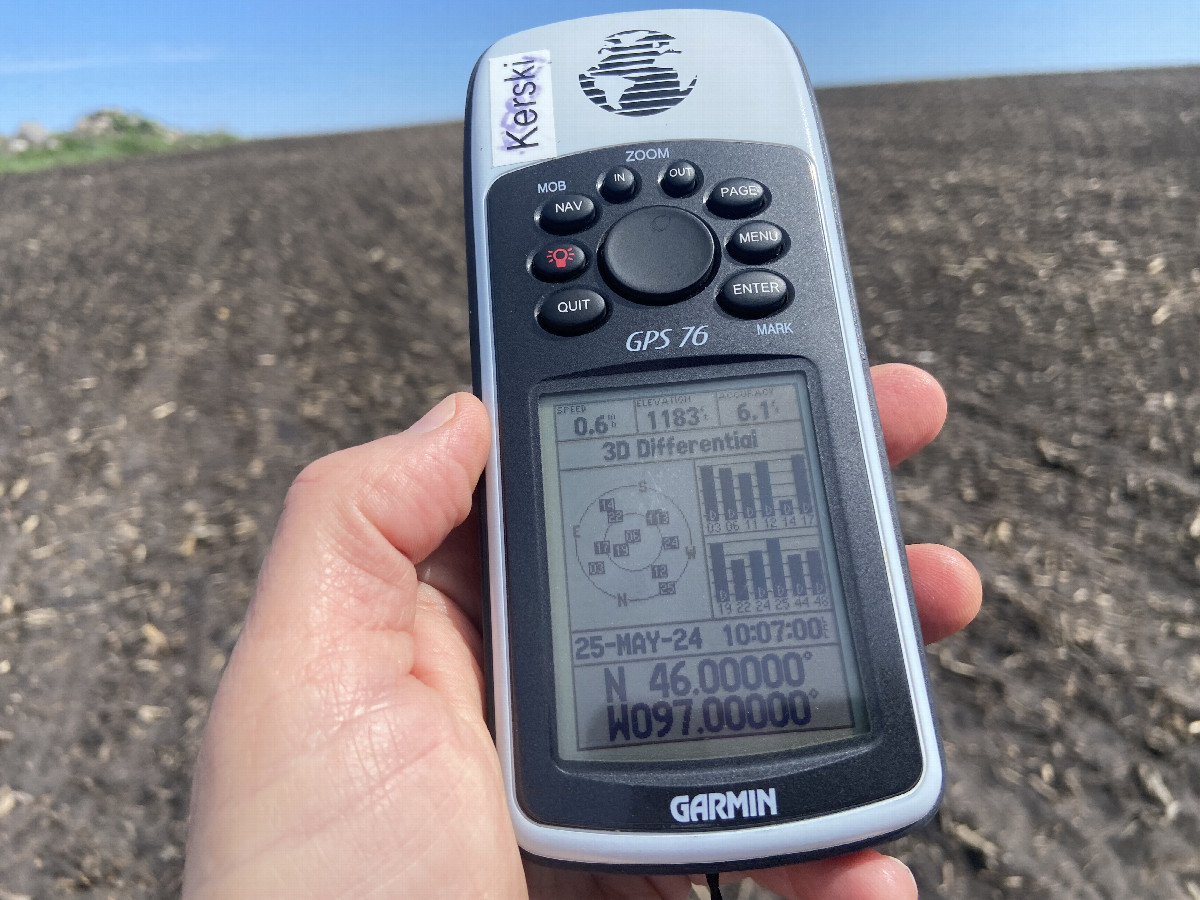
[538, 193, 598, 235]
[537, 288, 608, 335]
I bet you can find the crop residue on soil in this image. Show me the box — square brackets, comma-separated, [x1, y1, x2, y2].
[0, 68, 1198, 898]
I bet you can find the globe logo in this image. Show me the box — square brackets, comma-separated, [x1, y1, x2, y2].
[579, 30, 697, 117]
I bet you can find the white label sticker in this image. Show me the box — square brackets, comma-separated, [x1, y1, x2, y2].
[489, 50, 557, 167]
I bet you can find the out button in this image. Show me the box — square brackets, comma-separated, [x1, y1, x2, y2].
[660, 160, 700, 197]
[537, 288, 608, 335]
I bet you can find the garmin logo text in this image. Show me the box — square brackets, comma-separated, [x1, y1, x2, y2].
[670, 789, 778, 824]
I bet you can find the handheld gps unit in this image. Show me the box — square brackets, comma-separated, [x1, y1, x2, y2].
[464, 10, 942, 872]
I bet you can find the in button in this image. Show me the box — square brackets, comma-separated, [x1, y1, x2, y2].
[600, 166, 639, 203]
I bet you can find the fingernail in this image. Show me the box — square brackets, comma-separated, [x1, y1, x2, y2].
[881, 855, 918, 897]
[407, 395, 457, 434]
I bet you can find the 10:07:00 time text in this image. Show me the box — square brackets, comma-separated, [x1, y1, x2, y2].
[573, 616, 832, 661]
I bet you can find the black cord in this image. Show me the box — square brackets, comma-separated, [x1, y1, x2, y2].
[706, 872, 724, 900]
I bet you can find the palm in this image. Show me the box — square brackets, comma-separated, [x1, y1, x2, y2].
[420, 521, 699, 900]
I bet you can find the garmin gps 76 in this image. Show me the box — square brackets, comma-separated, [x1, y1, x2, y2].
[464, 10, 942, 872]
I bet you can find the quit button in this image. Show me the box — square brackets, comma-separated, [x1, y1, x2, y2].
[537, 288, 608, 335]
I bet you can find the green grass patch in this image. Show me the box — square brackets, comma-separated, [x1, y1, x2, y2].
[0, 130, 239, 176]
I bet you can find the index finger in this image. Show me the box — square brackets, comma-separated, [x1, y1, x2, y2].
[870, 363, 947, 467]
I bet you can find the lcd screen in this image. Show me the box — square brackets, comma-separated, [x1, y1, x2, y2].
[538, 373, 868, 762]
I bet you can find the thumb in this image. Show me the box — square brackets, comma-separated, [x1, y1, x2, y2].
[245, 391, 491, 651]
[185, 393, 506, 896]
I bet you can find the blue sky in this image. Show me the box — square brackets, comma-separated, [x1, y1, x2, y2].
[3, 0, 1199, 138]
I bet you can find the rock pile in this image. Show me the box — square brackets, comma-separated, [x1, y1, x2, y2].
[0, 108, 180, 154]
[1, 120, 57, 153]
[73, 108, 181, 142]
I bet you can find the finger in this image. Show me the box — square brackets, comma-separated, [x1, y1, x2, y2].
[245, 391, 491, 647]
[908, 543, 982, 643]
[417, 504, 485, 630]
[747, 850, 917, 900]
[410, 507, 492, 716]
[871, 363, 946, 467]
[526, 863, 693, 899]
[213, 391, 492, 738]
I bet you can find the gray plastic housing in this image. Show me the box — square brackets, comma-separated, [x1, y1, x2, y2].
[464, 10, 942, 871]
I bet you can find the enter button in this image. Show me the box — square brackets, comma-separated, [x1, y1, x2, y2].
[718, 270, 791, 318]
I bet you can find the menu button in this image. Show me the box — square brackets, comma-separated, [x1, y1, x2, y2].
[728, 220, 787, 263]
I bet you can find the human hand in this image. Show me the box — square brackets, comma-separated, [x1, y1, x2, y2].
[183, 364, 981, 899]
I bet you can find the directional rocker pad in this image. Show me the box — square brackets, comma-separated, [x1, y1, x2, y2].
[599, 206, 717, 305]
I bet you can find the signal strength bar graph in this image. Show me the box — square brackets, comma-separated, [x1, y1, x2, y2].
[708, 537, 829, 605]
[697, 454, 814, 524]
